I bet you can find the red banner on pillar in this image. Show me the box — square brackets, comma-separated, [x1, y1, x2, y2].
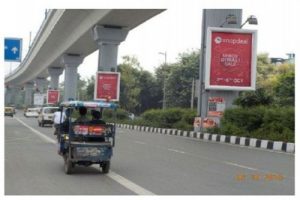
[205, 27, 257, 91]
[94, 72, 120, 101]
[47, 90, 60, 104]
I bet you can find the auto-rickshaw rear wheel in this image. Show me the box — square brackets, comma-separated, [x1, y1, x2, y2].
[101, 161, 110, 174]
[64, 153, 73, 174]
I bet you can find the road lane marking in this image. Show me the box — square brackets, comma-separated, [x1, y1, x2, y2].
[167, 148, 185, 154]
[14, 116, 156, 195]
[134, 140, 146, 145]
[118, 133, 292, 177]
[106, 171, 155, 195]
[15, 117, 56, 144]
[223, 161, 258, 171]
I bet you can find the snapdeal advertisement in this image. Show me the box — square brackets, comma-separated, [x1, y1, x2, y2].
[47, 90, 60, 104]
[205, 27, 257, 91]
[94, 72, 120, 101]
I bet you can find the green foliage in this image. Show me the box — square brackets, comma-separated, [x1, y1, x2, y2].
[158, 50, 200, 108]
[219, 106, 294, 142]
[118, 57, 141, 113]
[222, 107, 265, 133]
[118, 56, 161, 114]
[273, 72, 295, 106]
[248, 55, 295, 107]
[85, 75, 95, 101]
[136, 108, 196, 130]
[103, 108, 130, 121]
[234, 88, 273, 107]
[138, 70, 162, 112]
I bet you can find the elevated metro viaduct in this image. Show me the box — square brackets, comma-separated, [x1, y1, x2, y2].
[5, 9, 164, 106]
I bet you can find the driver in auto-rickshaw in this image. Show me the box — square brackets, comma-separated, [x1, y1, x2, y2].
[75, 107, 89, 123]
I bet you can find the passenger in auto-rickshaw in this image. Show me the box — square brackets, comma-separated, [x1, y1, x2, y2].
[90, 110, 106, 125]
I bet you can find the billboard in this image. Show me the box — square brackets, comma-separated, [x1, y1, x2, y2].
[94, 72, 120, 101]
[205, 27, 257, 91]
[47, 90, 60, 104]
[34, 93, 45, 106]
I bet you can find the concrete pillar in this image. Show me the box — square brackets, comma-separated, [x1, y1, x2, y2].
[5, 86, 20, 106]
[35, 77, 48, 93]
[5, 86, 13, 106]
[24, 82, 34, 106]
[61, 54, 84, 101]
[48, 67, 64, 90]
[92, 25, 129, 71]
[204, 9, 242, 109]
[196, 9, 242, 131]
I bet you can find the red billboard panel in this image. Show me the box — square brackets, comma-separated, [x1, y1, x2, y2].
[94, 72, 120, 101]
[47, 90, 60, 104]
[205, 28, 257, 91]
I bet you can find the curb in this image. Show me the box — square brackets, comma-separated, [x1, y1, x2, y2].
[117, 124, 295, 153]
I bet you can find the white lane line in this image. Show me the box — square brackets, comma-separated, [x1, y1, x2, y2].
[134, 140, 146, 145]
[15, 117, 56, 144]
[14, 117, 155, 195]
[167, 148, 185, 154]
[223, 161, 258, 171]
[106, 171, 155, 195]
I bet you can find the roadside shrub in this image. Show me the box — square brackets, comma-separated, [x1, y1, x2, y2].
[140, 108, 196, 129]
[219, 106, 294, 142]
[251, 106, 295, 142]
[221, 106, 265, 133]
[103, 108, 130, 121]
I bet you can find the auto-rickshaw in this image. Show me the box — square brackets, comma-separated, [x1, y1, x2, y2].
[5, 107, 14, 117]
[57, 100, 117, 174]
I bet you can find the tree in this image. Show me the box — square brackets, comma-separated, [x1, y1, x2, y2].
[77, 74, 87, 100]
[234, 88, 273, 107]
[118, 56, 142, 113]
[162, 50, 200, 108]
[86, 75, 95, 100]
[273, 72, 294, 106]
[235, 54, 295, 107]
[138, 70, 161, 113]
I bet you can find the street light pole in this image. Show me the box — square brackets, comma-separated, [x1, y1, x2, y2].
[159, 52, 167, 110]
[197, 10, 207, 133]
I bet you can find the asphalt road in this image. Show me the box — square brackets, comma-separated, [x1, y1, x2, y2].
[5, 111, 294, 195]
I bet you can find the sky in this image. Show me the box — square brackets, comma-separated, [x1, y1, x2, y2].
[1, 0, 298, 82]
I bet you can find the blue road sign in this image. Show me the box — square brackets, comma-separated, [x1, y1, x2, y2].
[4, 38, 22, 62]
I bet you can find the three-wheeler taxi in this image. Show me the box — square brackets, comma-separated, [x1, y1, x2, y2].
[57, 101, 117, 174]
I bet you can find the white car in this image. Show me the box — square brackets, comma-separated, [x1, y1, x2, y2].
[24, 108, 40, 118]
[38, 107, 59, 127]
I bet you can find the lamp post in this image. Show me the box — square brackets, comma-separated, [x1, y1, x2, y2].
[240, 15, 258, 28]
[159, 51, 167, 110]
